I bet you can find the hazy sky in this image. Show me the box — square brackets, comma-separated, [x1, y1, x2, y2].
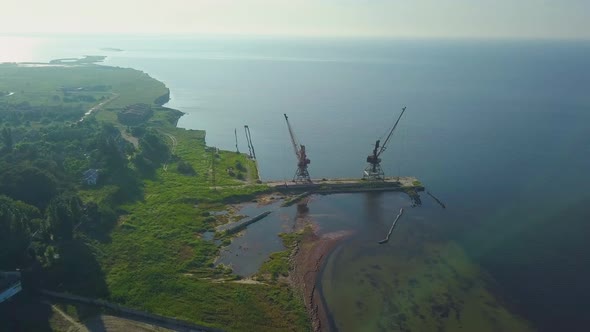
[2, 0, 589, 39]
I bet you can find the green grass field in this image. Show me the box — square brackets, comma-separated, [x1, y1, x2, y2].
[0, 63, 168, 107]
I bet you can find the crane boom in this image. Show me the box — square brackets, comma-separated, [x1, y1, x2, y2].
[378, 106, 406, 157]
[244, 125, 256, 159]
[244, 126, 252, 158]
[284, 114, 300, 158]
[246, 126, 256, 159]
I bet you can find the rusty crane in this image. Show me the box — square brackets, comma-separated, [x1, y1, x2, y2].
[284, 114, 311, 183]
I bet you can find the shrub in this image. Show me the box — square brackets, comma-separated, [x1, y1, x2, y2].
[177, 160, 196, 176]
[235, 161, 246, 172]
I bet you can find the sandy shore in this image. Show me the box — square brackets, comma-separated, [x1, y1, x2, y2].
[291, 229, 353, 332]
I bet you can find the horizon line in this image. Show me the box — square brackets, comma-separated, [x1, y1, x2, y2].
[1, 32, 589, 42]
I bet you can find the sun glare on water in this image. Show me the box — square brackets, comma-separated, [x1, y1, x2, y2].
[0, 36, 46, 63]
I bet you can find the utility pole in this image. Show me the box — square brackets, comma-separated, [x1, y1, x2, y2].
[234, 128, 239, 153]
[211, 148, 217, 190]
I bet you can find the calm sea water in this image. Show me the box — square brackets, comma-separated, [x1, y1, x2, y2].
[3, 35, 590, 330]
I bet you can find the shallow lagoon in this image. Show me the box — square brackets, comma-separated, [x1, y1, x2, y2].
[216, 190, 533, 331]
[216, 192, 411, 276]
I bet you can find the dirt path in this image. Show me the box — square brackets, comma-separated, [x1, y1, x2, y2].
[120, 130, 139, 149]
[79, 93, 119, 123]
[160, 132, 178, 171]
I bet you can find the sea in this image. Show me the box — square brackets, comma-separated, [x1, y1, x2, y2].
[2, 35, 590, 331]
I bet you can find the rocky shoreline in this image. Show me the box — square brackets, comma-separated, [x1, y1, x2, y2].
[290, 228, 353, 332]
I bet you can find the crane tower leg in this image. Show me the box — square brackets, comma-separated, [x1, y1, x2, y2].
[294, 167, 311, 183]
[363, 164, 385, 181]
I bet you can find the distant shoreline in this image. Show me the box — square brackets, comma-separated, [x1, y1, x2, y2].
[3, 55, 108, 67]
[101, 47, 124, 52]
[49, 55, 106, 65]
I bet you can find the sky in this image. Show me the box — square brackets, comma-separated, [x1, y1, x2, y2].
[1, 0, 589, 39]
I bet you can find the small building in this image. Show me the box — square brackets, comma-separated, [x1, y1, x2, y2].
[0, 272, 22, 304]
[82, 169, 99, 185]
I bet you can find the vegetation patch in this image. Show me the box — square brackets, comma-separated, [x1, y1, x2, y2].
[117, 103, 154, 125]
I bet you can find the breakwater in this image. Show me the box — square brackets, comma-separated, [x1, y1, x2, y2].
[378, 208, 404, 244]
[216, 211, 272, 235]
[427, 191, 446, 209]
[281, 191, 312, 207]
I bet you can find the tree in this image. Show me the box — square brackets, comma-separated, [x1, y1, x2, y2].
[177, 160, 196, 175]
[134, 129, 170, 174]
[235, 160, 246, 172]
[0, 195, 40, 268]
[0, 166, 58, 209]
[95, 124, 126, 171]
[140, 130, 170, 164]
[46, 194, 82, 241]
[1, 127, 12, 151]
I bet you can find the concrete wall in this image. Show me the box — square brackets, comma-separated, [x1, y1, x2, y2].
[40, 289, 224, 332]
[0, 282, 22, 303]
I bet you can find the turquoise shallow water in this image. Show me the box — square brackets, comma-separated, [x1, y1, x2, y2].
[5, 35, 590, 330]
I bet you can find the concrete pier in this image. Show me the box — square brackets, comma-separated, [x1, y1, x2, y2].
[264, 176, 424, 194]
